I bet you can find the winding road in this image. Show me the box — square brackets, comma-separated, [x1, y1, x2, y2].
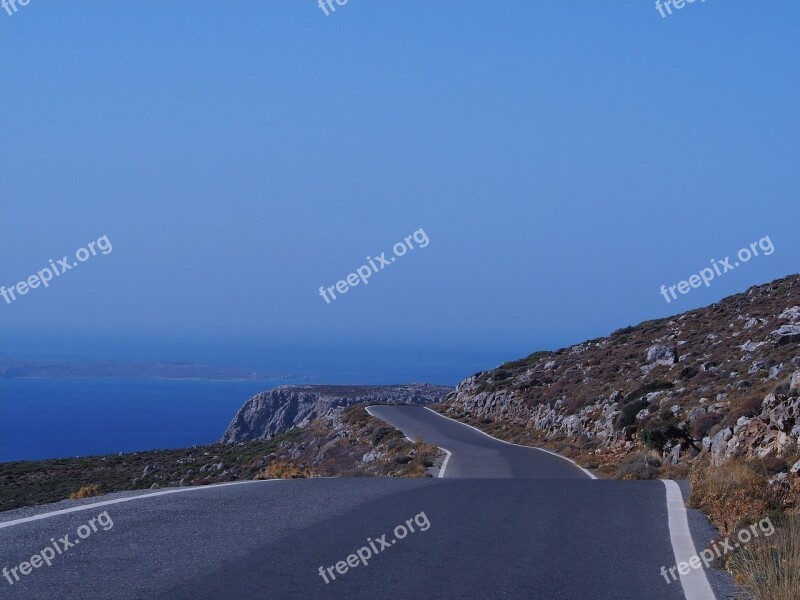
[0, 406, 722, 599]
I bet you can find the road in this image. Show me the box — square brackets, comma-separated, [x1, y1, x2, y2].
[365, 405, 594, 479]
[0, 406, 718, 600]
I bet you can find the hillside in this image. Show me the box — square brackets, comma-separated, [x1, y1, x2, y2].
[441, 274, 800, 482]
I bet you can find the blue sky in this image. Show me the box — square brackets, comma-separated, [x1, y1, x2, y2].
[1, 0, 798, 361]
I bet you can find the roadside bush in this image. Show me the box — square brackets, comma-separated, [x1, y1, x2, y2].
[254, 462, 316, 480]
[69, 484, 102, 500]
[614, 453, 661, 480]
[688, 456, 776, 535]
[729, 513, 800, 600]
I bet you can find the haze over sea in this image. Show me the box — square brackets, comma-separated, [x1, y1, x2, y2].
[0, 335, 532, 462]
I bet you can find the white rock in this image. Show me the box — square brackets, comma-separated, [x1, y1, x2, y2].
[779, 306, 800, 322]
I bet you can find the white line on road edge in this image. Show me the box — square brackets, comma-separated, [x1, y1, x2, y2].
[422, 407, 598, 480]
[662, 480, 716, 600]
[0, 480, 283, 530]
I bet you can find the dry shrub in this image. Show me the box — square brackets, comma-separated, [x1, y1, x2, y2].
[729, 513, 800, 600]
[614, 453, 661, 480]
[658, 463, 691, 480]
[254, 462, 316, 480]
[69, 484, 102, 500]
[596, 464, 618, 478]
[688, 456, 776, 535]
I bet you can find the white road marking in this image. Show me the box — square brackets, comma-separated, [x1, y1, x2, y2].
[0, 480, 282, 530]
[662, 480, 716, 600]
[438, 448, 452, 478]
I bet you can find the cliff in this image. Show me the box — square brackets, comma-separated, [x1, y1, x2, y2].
[222, 383, 451, 443]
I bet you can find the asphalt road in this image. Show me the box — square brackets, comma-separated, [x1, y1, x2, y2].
[0, 407, 717, 600]
[365, 405, 594, 479]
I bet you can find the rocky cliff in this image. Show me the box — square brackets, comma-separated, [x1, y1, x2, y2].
[441, 274, 800, 474]
[222, 383, 451, 443]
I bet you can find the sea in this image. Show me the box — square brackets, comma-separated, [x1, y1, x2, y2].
[0, 339, 532, 462]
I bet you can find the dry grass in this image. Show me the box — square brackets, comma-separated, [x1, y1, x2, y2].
[688, 456, 778, 535]
[253, 462, 317, 480]
[69, 484, 103, 500]
[729, 513, 800, 600]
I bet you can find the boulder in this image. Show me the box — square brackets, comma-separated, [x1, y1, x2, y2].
[770, 324, 800, 346]
[646, 344, 677, 366]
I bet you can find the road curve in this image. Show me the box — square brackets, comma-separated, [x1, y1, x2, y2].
[366, 405, 594, 479]
[0, 407, 718, 600]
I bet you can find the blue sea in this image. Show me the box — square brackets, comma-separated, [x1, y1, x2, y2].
[0, 337, 540, 462]
[0, 378, 298, 462]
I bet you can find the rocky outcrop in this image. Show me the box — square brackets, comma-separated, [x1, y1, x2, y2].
[706, 391, 800, 465]
[222, 383, 451, 443]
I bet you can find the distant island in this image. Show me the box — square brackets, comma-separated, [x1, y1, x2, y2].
[0, 359, 306, 381]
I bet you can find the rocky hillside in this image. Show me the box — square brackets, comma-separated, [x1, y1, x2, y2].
[222, 383, 451, 443]
[1, 406, 439, 512]
[442, 274, 800, 476]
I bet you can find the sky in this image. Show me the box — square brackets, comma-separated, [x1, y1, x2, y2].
[1, 1, 798, 366]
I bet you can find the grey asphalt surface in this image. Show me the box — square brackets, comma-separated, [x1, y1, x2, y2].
[366, 405, 592, 479]
[0, 406, 705, 600]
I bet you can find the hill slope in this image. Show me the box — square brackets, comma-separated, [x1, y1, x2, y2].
[441, 274, 800, 476]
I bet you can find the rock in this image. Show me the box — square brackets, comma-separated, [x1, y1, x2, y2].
[150, 483, 160, 489]
[688, 407, 706, 422]
[790, 459, 800, 475]
[667, 444, 681, 465]
[770, 324, 800, 346]
[770, 472, 789, 485]
[362, 451, 377, 464]
[791, 371, 800, 393]
[779, 306, 800, 322]
[741, 340, 767, 353]
[646, 345, 677, 366]
[670, 404, 681, 414]
[743, 318, 759, 330]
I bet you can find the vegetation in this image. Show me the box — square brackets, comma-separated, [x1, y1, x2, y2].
[0, 406, 441, 513]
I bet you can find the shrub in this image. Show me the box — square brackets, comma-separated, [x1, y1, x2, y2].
[254, 462, 316, 480]
[69, 484, 103, 500]
[688, 456, 777, 535]
[692, 412, 723, 439]
[729, 514, 800, 600]
[614, 453, 661, 480]
[614, 399, 650, 430]
[640, 422, 684, 451]
[726, 396, 765, 426]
